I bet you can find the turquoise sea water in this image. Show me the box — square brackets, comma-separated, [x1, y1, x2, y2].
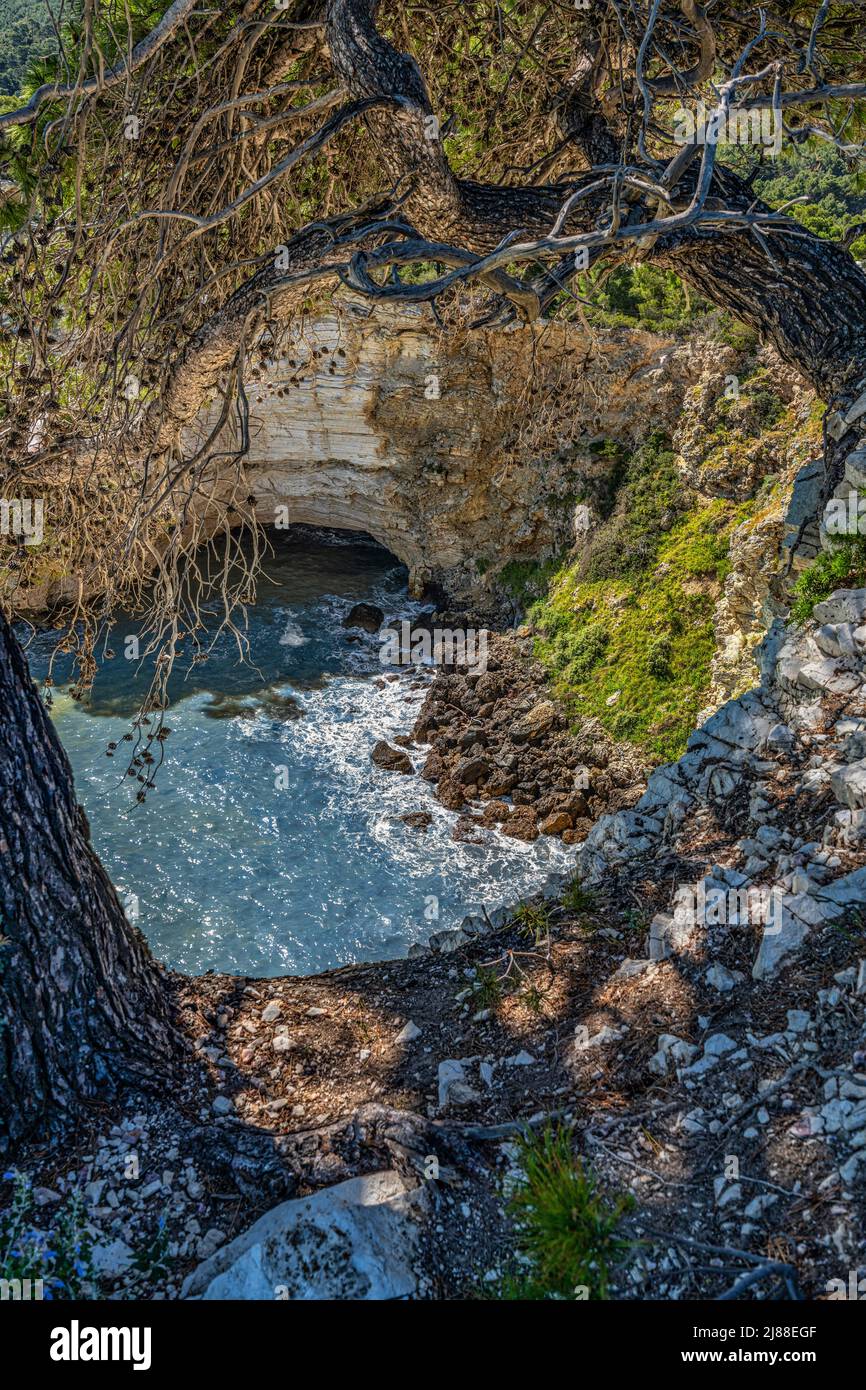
[21, 530, 569, 977]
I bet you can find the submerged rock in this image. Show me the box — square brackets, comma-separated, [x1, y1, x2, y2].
[204, 689, 303, 721]
[344, 602, 384, 633]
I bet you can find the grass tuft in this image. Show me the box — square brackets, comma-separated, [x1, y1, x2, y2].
[513, 901, 550, 946]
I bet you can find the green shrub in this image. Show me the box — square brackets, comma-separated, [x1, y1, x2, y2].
[713, 315, 760, 353]
[563, 623, 609, 681]
[791, 537, 866, 622]
[472, 965, 504, 1009]
[497, 1124, 633, 1299]
[646, 636, 673, 680]
[749, 389, 785, 431]
[561, 875, 595, 914]
[582, 432, 685, 583]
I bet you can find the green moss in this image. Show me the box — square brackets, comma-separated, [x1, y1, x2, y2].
[500, 554, 564, 604]
[525, 493, 753, 763]
[504, 430, 750, 761]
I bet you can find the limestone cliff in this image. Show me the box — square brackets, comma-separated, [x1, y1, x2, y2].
[189, 302, 710, 602]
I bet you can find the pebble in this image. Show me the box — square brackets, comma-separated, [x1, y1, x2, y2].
[744, 1192, 779, 1219]
[92, 1238, 134, 1278]
[196, 1228, 226, 1260]
[786, 1009, 812, 1034]
[706, 963, 738, 992]
[507, 1051, 536, 1067]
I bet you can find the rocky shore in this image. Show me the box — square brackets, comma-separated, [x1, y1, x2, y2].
[7, 584, 866, 1301]
[5, 395, 865, 1304]
[368, 629, 648, 846]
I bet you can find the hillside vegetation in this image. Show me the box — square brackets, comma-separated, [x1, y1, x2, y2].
[502, 363, 825, 764]
[0, 0, 57, 96]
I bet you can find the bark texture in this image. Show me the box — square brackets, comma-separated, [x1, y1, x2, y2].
[657, 178, 866, 408]
[0, 615, 184, 1148]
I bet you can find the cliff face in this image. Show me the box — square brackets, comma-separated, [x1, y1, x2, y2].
[208, 306, 820, 710]
[192, 303, 709, 601]
[674, 347, 822, 715]
[17, 305, 821, 744]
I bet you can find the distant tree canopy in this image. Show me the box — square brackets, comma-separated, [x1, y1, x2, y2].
[752, 141, 866, 253]
[593, 144, 866, 335]
[0, 0, 60, 97]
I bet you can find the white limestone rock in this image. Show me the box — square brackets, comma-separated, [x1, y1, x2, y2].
[831, 760, 866, 811]
[182, 1171, 426, 1300]
[813, 590, 866, 627]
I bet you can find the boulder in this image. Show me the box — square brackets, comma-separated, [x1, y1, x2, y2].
[474, 672, 502, 702]
[831, 759, 866, 810]
[813, 590, 866, 627]
[371, 740, 414, 774]
[485, 771, 518, 796]
[344, 603, 384, 633]
[573, 503, 598, 547]
[183, 1171, 426, 1300]
[456, 755, 490, 786]
[436, 775, 465, 810]
[420, 750, 445, 781]
[500, 807, 539, 841]
[752, 906, 808, 981]
[429, 928, 469, 953]
[814, 623, 859, 659]
[781, 458, 823, 566]
[510, 700, 559, 743]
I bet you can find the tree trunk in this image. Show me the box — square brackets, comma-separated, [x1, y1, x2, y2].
[328, 0, 866, 414]
[657, 185, 866, 410]
[0, 613, 185, 1151]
